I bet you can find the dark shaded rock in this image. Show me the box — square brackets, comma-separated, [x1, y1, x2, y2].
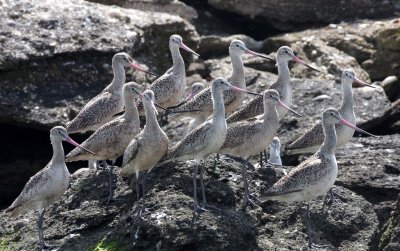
[381, 76, 400, 102]
[0, 0, 199, 131]
[85, 0, 198, 20]
[207, 0, 395, 30]
[378, 194, 400, 251]
[359, 99, 400, 134]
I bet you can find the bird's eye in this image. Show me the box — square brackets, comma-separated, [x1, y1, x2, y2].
[235, 44, 239, 47]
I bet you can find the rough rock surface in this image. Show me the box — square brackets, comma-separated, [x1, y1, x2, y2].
[86, 0, 198, 20]
[207, 0, 395, 30]
[0, 157, 378, 250]
[378, 194, 400, 251]
[0, 0, 199, 130]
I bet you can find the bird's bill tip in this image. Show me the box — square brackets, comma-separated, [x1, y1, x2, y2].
[353, 77, 375, 88]
[65, 137, 96, 155]
[231, 86, 262, 96]
[245, 49, 275, 61]
[129, 63, 157, 76]
[179, 42, 200, 57]
[292, 56, 321, 72]
[278, 100, 302, 117]
[339, 118, 378, 137]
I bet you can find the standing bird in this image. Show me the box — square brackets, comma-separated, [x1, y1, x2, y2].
[165, 40, 274, 121]
[226, 46, 320, 124]
[137, 34, 199, 112]
[218, 90, 301, 209]
[286, 69, 375, 154]
[259, 108, 377, 248]
[185, 83, 206, 133]
[267, 137, 282, 166]
[160, 77, 261, 218]
[119, 90, 169, 215]
[66, 83, 143, 203]
[6, 126, 94, 251]
[66, 52, 155, 134]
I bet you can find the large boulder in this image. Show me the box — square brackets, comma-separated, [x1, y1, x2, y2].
[207, 0, 395, 30]
[0, 0, 199, 130]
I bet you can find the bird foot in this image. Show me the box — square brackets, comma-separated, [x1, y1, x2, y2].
[322, 187, 346, 212]
[308, 242, 327, 249]
[242, 197, 261, 211]
[191, 204, 208, 226]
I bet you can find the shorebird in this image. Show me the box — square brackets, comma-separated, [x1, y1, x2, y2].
[119, 90, 169, 214]
[160, 77, 262, 219]
[286, 69, 375, 154]
[137, 34, 199, 112]
[6, 126, 94, 250]
[268, 137, 282, 166]
[165, 40, 273, 120]
[185, 83, 206, 133]
[66, 82, 144, 203]
[66, 52, 155, 134]
[226, 46, 320, 124]
[218, 90, 301, 209]
[259, 108, 377, 248]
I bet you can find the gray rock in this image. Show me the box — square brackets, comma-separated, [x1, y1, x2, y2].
[381, 76, 400, 102]
[85, 0, 198, 20]
[359, 99, 400, 134]
[378, 194, 400, 251]
[0, 0, 199, 130]
[207, 0, 395, 30]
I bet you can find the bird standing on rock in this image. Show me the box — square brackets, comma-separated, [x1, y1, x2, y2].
[66, 82, 144, 203]
[120, 90, 169, 215]
[259, 108, 377, 248]
[160, 77, 262, 220]
[6, 126, 94, 251]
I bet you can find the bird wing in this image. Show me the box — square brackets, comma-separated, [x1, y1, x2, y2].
[122, 133, 144, 167]
[166, 122, 213, 159]
[220, 122, 260, 150]
[66, 92, 120, 132]
[167, 87, 213, 113]
[286, 122, 324, 150]
[226, 94, 264, 123]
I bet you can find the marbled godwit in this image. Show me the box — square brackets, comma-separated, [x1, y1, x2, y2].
[137, 34, 199, 112]
[259, 108, 377, 248]
[226, 46, 320, 124]
[66, 82, 143, 203]
[6, 126, 94, 250]
[66, 52, 155, 134]
[218, 90, 301, 209]
[286, 69, 375, 154]
[161, 77, 261, 218]
[185, 83, 206, 133]
[165, 40, 273, 119]
[119, 90, 169, 214]
[268, 137, 282, 166]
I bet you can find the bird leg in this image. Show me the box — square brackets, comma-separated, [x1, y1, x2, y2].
[139, 173, 148, 216]
[304, 202, 326, 248]
[199, 160, 207, 206]
[192, 164, 208, 225]
[106, 160, 115, 204]
[37, 209, 46, 251]
[259, 151, 264, 167]
[212, 154, 220, 170]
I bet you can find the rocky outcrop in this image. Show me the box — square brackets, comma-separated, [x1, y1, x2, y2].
[378, 194, 400, 251]
[86, 0, 198, 20]
[359, 99, 400, 134]
[0, 0, 199, 130]
[207, 0, 395, 30]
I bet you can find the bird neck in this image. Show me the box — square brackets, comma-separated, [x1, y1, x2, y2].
[50, 138, 65, 164]
[171, 46, 185, 76]
[211, 86, 226, 120]
[340, 81, 354, 113]
[319, 122, 337, 154]
[109, 60, 126, 93]
[144, 104, 162, 132]
[276, 59, 291, 86]
[269, 146, 281, 165]
[229, 53, 245, 88]
[124, 93, 140, 123]
[263, 102, 279, 123]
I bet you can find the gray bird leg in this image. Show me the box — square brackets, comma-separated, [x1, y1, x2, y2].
[107, 160, 115, 204]
[199, 160, 207, 205]
[37, 209, 45, 251]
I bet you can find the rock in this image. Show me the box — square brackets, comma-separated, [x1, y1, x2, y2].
[207, 0, 395, 30]
[381, 76, 400, 102]
[378, 194, 400, 251]
[0, 156, 378, 250]
[359, 99, 400, 134]
[85, 0, 198, 20]
[263, 18, 400, 81]
[0, 0, 199, 130]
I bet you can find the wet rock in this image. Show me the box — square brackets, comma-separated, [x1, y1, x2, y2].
[86, 0, 198, 20]
[0, 0, 199, 130]
[207, 0, 395, 30]
[381, 76, 400, 102]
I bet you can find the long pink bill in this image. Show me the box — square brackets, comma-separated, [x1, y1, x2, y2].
[66, 137, 96, 155]
[245, 49, 274, 61]
[129, 63, 158, 77]
[353, 77, 375, 88]
[179, 42, 200, 56]
[278, 100, 302, 117]
[292, 56, 321, 73]
[185, 92, 195, 102]
[339, 118, 378, 137]
[231, 86, 262, 96]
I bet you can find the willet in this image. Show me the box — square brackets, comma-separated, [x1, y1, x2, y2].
[6, 126, 94, 250]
